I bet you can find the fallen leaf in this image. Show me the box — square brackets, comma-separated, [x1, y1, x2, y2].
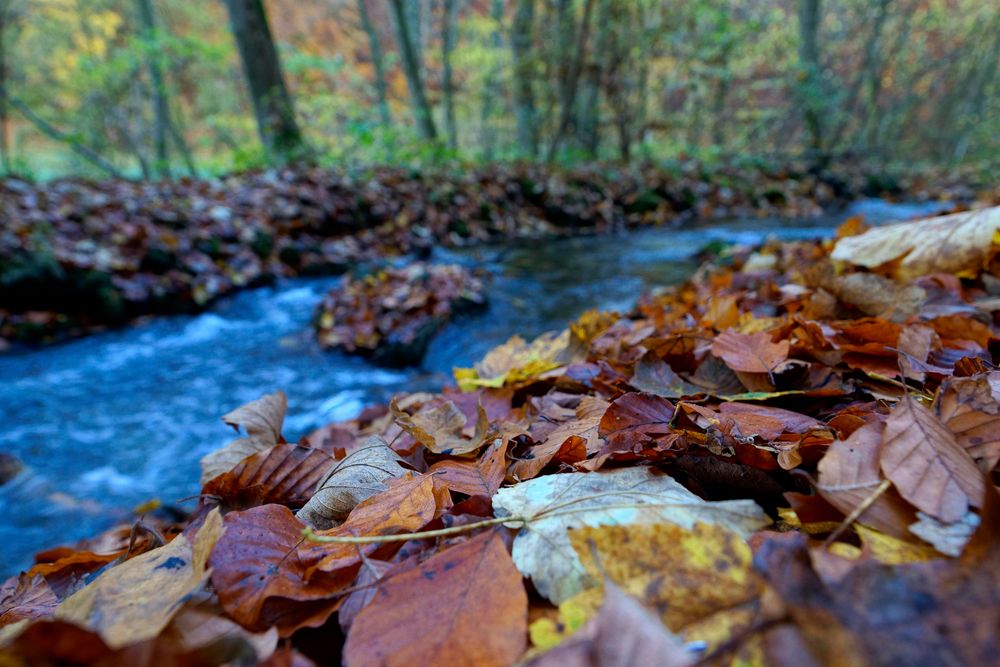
[54, 509, 223, 648]
[344, 530, 527, 667]
[524, 582, 694, 667]
[0, 575, 57, 628]
[201, 390, 288, 485]
[202, 443, 334, 510]
[512, 396, 606, 481]
[598, 392, 676, 453]
[908, 510, 980, 557]
[296, 440, 408, 529]
[208, 504, 347, 635]
[569, 522, 764, 656]
[816, 420, 917, 538]
[429, 438, 508, 496]
[830, 206, 1000, 281]
[881, 398, 984, 522]
[454, 330, 579, 390]
[630, 353, 701, 398]
[711, 329, 790, 375]
[492, 467, 769, 603]
[935, 371, 1000, 472]
[391, 397, 492, 455]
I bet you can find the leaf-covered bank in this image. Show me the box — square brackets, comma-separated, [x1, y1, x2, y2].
[2, 160, 995, 348]
[2, 206, 999, 665]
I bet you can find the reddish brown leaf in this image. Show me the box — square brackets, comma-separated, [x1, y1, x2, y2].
[0, 574, 58, 628]
[429, 438, 508, 496]
[208, 504, 348, 635]
[344, 530, 527, 667]
[512, 396, 607, 480]
[202, 443, 334, 510]
[711, 329, 790, 375]
[881, 398, 985, 522]
[815, 420, 916, 538]
[305, 473, 448, 576]
[599, 392, 676, 453]
[935, 371, 1000, 472]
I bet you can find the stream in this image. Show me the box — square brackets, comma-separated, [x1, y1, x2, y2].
[0, 199, 947, 573]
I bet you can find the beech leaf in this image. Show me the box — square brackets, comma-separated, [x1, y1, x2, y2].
[492, 467, 769, 603]
[343, 530, 527, 667]
[711, 329, 790, 375]
[296, 439, 408, 529]
[881, 398, 985, 523]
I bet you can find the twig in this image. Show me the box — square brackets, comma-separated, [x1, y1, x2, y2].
[822, 478, 892, 547]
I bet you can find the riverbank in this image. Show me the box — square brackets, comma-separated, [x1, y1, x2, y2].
[3, 160, 994, 349]
[2, 206, 997, 665]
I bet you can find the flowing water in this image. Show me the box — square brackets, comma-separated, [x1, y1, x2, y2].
[0, 199, 947, 573]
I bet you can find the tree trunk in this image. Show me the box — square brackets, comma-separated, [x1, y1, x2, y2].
[136, 0, 171, 177]
[357, 0, 391, 128]
[441, 0, 459, 150]
[222, 0, 304, 162]
[389, 0, 438, 140]
[480, 0, 504, 160]
[511, 0, 537, 158]
[546, 0, 596, 161]
[797, 0, 824, 156]
[0, 10, 9, 175]
[578, 0, 612, 158]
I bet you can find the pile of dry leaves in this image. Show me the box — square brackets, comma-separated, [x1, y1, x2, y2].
[314, 263, 486, 366]
[2, 206, 1000, 666]
[3, 160, 993, 348]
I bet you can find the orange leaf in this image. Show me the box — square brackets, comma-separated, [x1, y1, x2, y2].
[202, 443, 334, 510]
[344, 530, 527, 667]
[429, 438, 508, 496]
[711, 330, 790, 375]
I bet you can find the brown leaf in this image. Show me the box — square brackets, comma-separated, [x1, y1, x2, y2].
[222, 390, 288, 441]
[391, 397, 492, 455]
[54, 509, 223, 648]
[881, 398, 985, 522]
[305, 473, 447, 576]
[512, 396, 607, 480]
[524, 582, 694, 667]
[0, 574, 58, 628]
[202, 443, 334, 510]
[630, 352, 701, 398]
[711, 329, 790, 375]
[598, 392, 676, 453]
[208, 504, 347, 635]
[816, 420, 916, 538]
[296, 439, 408, 529]
[935, 371, 1000, 472]
[201, 390, 289, 485]
[830, 206, 1000, 281]
[429, 438, 508, 496]
[344, 530, 527, 667]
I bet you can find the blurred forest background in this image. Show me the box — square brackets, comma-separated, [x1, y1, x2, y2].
[0, 0, 997, 180]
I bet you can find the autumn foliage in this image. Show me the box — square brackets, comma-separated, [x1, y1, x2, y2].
[2, 206, 1000, 666]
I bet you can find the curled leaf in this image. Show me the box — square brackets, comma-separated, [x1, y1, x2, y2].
[296, 439, 408, 529]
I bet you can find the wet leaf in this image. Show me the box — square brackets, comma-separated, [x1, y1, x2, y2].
[0, 575, 58, 629]
[429, 437, 508, 496]
[344, 530, 527, 667]
[598, 392, 677, 453]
